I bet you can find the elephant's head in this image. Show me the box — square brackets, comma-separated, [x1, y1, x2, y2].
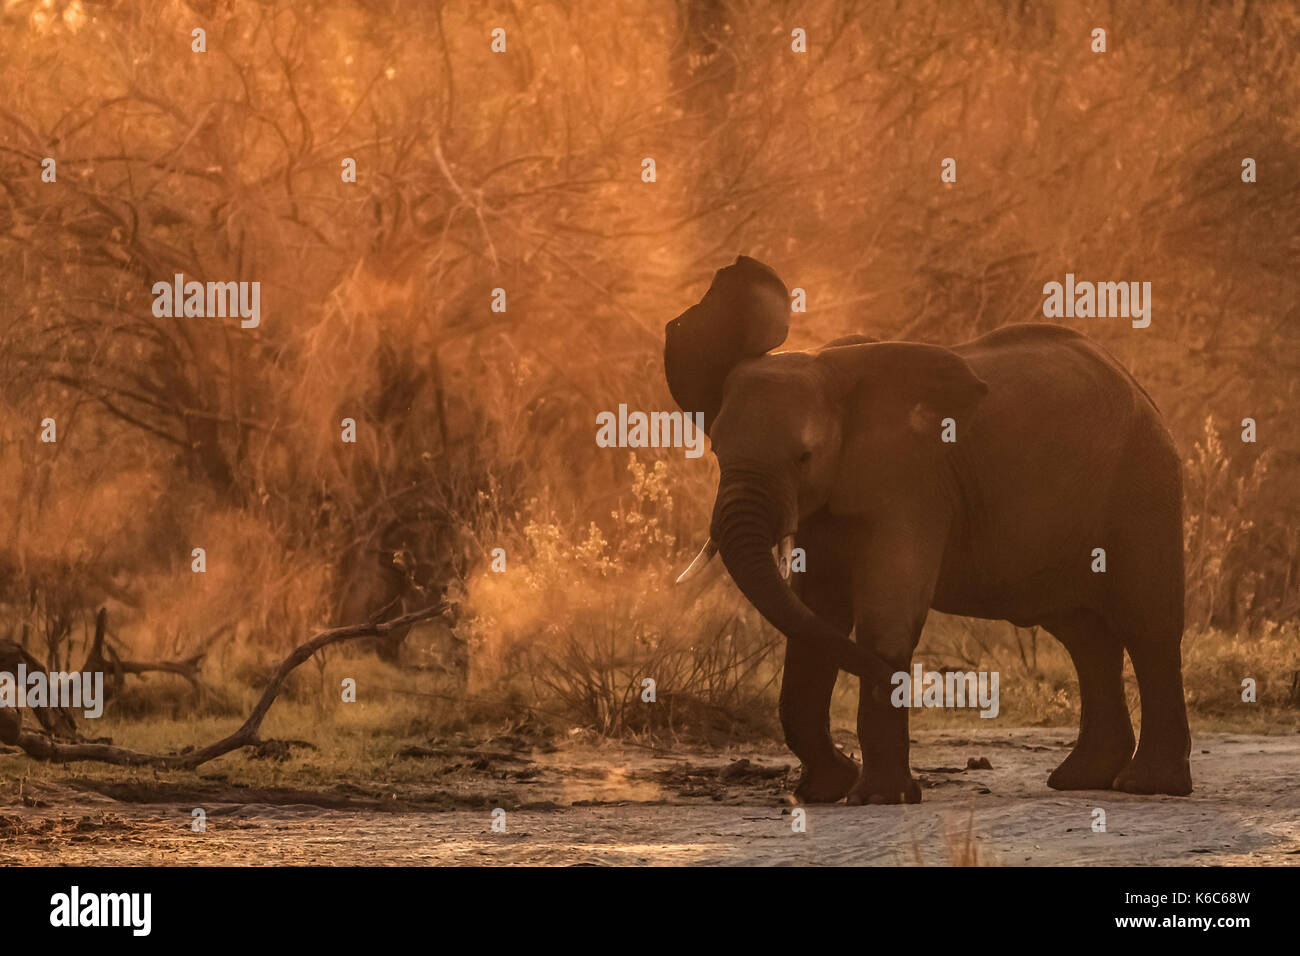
[665, 256, 988, 680]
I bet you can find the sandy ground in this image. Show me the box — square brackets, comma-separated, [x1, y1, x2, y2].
[1, 728, 1296, 865]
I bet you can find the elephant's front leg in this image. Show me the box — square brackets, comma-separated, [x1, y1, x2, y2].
[781, 641, 860, 803]
[844, 521, 944, 806]
[846, 637, 922, 805]
[781, 529, 859, 803]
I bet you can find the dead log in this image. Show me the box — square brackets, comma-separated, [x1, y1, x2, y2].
[4, 603, 450, 769]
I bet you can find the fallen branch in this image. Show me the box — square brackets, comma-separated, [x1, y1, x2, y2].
[1, 603, 450, 769]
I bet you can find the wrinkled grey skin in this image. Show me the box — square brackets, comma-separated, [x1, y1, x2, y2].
[665, 256, 1192, 804]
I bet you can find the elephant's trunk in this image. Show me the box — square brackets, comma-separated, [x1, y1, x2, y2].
[710, 468, 891, 682]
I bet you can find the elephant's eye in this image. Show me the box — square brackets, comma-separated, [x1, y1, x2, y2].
[798, 450, 813, 465]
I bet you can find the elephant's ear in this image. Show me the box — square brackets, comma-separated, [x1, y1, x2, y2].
[664, 256, 790, 431]
[819, 342, 988, 517]
[818, 341, 989, 427]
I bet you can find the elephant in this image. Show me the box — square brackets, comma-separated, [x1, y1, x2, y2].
[665, 255, 1192, 804]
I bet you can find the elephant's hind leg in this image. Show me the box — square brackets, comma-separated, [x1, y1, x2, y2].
[1105, 434, 1193, 796]
[1043, 610, 1135, 791]
[781, 551, 859, 803]
[1112, 633, 1192, 795]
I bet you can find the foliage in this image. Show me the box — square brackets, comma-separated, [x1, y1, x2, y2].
[0, 0, 1296, 734]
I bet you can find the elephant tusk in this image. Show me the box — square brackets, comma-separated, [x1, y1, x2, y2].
[675, 538, 719, 583]
[775, 534, 795, 580]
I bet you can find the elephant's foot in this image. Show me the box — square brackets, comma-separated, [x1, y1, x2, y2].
[1047, 742, 1133, 791]
[793, 749, 860, 804]
[845, 767, 922, 805]
[1113, 751, 1192, 796]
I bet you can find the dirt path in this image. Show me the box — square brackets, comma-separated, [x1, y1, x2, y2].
[2, 729, 1296, 865]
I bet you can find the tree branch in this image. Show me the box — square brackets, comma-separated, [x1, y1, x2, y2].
[1, 603, 450, 770]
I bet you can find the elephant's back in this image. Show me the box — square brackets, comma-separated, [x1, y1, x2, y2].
[939, 324, 1180, 606]
[954, 324, 1166, 439]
